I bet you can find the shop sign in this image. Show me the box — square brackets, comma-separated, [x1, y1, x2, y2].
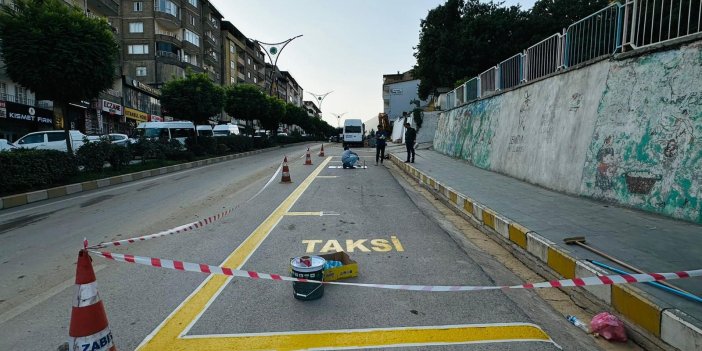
[101, 100, 123, 115]
[0, 100, 54, 124]
[124, 107, 148, 122]
[390, 88, 403, 95]
[129, 79, 161, 97]
[148, 115, 163, 122]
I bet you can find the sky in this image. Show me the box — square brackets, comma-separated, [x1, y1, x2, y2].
[210, 1, 537, 127]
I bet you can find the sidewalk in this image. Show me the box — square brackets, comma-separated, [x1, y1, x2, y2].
[390, 147, 702, 350]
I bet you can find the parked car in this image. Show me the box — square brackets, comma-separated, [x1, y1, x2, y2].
[196, 125, 213, 137]
[0, 139, 16, 151]
[14, 130, 88, 152]
[136, 121, 196, 144]
[86, 133, 130, 146]
[212, 124, 241, 137]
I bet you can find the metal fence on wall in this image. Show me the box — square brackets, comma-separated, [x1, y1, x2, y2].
[566, 3, 622, 67]
[438, 1, 702, 110]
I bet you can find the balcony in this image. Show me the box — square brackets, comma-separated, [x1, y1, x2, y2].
[237, 72, 245, 80]
[1, 93, 35, 107]
[154, 4, 181, 30]
[205, 52, 218, 64]
[87, 0, 119, 16]
[155, 30, 182, 46]
[156, 51, 182, 66]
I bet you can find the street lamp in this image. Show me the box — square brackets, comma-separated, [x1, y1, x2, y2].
[306, 90, 333, 113]
[331, 112, 346, 129]
[254, 35, 303, 96]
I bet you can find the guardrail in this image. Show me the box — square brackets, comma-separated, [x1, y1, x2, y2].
[438, 1, 702, 110]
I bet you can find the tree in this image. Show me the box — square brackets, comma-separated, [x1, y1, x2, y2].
[160, 71, 224, 125]
[0, 0, 119, 153]
[224, 84, 267, 137]
[261, 95, 284, 135]
[529, 0, 611, 43]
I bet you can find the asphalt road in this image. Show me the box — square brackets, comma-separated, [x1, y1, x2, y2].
[0, 144, 601, 350]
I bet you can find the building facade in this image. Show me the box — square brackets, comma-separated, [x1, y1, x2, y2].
[382, 70, 428, 122]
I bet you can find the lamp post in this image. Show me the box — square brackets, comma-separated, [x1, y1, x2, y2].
[306, 90, 333, 113]
[331, 112, 346, 129]
[254, 35, 303, 96]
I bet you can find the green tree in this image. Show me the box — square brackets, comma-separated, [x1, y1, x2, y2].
[261, 95, 285, 135]
[529, 0, 611, 43]
[160, 71, 224, 125]
[0, 0, 119, 153]
[224, 84, 267, 137]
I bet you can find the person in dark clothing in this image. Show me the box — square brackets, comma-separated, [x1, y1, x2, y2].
[404, 122, 416, 163]
[375, 124, 388, 166]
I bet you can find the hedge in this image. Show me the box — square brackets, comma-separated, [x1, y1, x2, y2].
[0, 149, 78, 195]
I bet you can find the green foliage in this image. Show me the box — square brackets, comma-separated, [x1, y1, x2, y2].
[76, 140, 112, 173]
[413, 0, 610, 99]
[108, 145, 132, 171]
[224, 84, 268, 133]
[261, 96, 285, 134]
[0, 0, 118, 103]
[412, 108, 424, 130]
[0, 149, 78, 195]
[160, 71, 224, 125]
[216, 135, 253, 153]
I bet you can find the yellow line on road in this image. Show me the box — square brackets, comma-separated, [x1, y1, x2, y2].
[178, 323, 553, 350]
[137, 157, 332, 351]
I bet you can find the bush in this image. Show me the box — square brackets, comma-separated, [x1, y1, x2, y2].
[253, 136, 273, 149]
[108, 144, 132, 171]
[76, 140, 111, 172]
[0, 149, 78, 195]
[129, 138, 165, 161]
[217, 135, 253, 153]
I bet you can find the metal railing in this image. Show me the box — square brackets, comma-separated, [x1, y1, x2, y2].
[623, 0, 702, 49]
[156, 51, 178, 59]
[525, 33, 563, 81]
[155, 29, 181, 41]
[438, 1, 702, 110]
[479, 66, 498, 96]
[566, 3, 622, 67]
[1, 93, 37, 107]
[499, 53, 523, 89]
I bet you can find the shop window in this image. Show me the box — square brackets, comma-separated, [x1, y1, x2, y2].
[136, 67, 147, 76]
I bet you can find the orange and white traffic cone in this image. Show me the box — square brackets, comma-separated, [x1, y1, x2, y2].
[68, 250, 116, 351]
[318, 144, 325, 157]
[304, 147, 313, 165]
[281, 156, 292, 183]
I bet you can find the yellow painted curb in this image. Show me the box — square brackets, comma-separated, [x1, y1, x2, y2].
[547, 247, 576, 279]
[2, 194, 27, 208]
[109, 176, 123, 186]
[47, 187, 67, 199]
[463, 198, 474, 214]
[508, 223, 529, 249]
[482, 210, 496, 229]
[448, 190, 458, 204]
[612, 286, 662, 337]
[81, 181, 98, 191]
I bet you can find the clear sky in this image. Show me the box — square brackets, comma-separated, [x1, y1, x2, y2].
[210, 1, 537, 127]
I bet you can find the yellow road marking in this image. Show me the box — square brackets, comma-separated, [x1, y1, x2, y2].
[175, 323, 553, 350]
[136, 156, 555, 350]
[137, 157, 332, 351]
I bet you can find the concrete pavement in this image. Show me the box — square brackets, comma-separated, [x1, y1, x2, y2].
[389, 145, 702, 351]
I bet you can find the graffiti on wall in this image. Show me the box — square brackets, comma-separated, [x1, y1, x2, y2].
[582, 43, 702, 223]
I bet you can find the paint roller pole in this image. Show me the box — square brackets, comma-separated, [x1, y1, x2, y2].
[588, 259, 702, 304]
[564, 236, 695, 295]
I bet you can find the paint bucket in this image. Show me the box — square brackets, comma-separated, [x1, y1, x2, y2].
[290, 256, 326, 301]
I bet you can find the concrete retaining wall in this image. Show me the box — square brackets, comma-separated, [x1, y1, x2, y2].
[434, 41, 702, 223]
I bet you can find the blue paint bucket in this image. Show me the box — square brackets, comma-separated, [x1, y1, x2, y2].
[290, 256, 326, 301]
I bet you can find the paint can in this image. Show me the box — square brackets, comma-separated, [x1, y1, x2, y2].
[290, 256, 326, 301]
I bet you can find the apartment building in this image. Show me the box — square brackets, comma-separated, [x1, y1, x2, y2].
[382, 70, 427, 122]
[303, 100, 321, 118]
[221, 21, 265, 89]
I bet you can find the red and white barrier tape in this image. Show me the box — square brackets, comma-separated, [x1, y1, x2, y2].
[90, 250, 702, 292]
[89, 161, 283, 249]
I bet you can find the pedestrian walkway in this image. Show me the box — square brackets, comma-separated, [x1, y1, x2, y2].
[390, 147, 702, 321]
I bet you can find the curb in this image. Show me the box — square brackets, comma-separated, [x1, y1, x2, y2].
[1, 143, 317, 211]
[390, 154, 702, 351]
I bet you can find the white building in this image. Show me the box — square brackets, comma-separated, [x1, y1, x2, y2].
[382, 70, 428, 122]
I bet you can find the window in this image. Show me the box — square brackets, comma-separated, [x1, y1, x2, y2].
[247, 72, 251, 79]
[129, 22, 144, 33]
[0, 82, 6, 100]
[171, 128, 194, 138]
[230, 44, 235, 53]
[190, 15, 195, 25]
[253, 77, 258, 83]
[230, 61, 235, 70]
[15, 86, 26, 104]
[253, 64, 257, 70]
[187, 0, 197, 7]
[47, 132, 66, 142]
[183, 29, 200, 47]
[247, 57, 251, 65]
[133, 1, 142, 11]
[18, 133, 44, 144]
[155, 0, 178, 18]
[136, 67, 147, 76]
[230, 76, 236, 84]
[128, 44, 149, 54]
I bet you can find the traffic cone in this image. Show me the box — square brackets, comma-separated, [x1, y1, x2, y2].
[304, 147, 313, 165]
[68, 250, 116, 351]
[318, 144, 325, 157]
[281, 156, 292, 183]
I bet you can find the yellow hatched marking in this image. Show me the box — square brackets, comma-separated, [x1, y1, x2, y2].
[137, 157, 332, 351]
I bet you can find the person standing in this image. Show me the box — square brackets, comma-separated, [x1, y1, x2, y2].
[404, 122, 416, 163]
[375, 124, 388, 166]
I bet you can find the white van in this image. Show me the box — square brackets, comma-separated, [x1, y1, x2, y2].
[196, 125, 213, 137]
[343, 119, 364, 147]
[14, 130, 88, 152]
[212, 124, 240, 137]
[136, 121, 196, 144]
